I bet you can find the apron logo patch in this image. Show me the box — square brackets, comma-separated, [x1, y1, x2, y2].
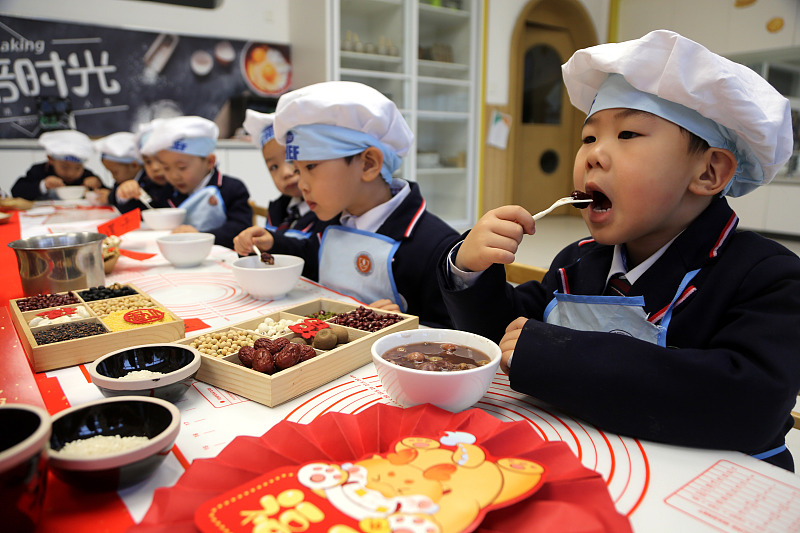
[208, 195, 218, 206]
[355, 252, 372, 275]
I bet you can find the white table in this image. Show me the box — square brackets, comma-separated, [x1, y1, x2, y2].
[14, 206, 800, 533]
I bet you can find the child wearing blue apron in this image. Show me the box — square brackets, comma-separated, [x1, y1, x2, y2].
[438, 31, 800, 471]
[233, 110, 332, 280]
[140, 116, 252, 249]
[272, 81, 461, 327]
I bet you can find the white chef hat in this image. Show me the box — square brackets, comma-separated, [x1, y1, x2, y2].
[243, 109, 276, 147]
[38, 130, 95, 163]
[94, 132, 141, 164]
[561, 29, 793, 197]
[135, 118, 167, 155]
[273, 81, 414, 184]
[140, 116, 218, 157]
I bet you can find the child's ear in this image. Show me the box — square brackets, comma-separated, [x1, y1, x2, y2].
[689, 148, 736, 196]
[360, 146, 384, 183]
[205, 153, 217, 171]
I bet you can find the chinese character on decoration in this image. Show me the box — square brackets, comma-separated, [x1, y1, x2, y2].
[124, 308, 165, 324]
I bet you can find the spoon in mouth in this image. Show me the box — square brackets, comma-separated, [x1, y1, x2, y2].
[533, 193, 592, 221]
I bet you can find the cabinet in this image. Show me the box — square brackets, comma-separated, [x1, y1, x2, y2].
[289, 0, 481, 229]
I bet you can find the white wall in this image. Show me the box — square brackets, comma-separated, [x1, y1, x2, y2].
[485, 0, 609, 105]
[0, 0, 290, 43]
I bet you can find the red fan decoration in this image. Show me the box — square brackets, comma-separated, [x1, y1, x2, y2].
[132, 404, 632, 533]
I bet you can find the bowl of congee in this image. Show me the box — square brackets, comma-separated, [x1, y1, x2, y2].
[371, 329, 501, 412]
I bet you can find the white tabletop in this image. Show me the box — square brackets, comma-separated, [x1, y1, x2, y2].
[17, 204, 800, 533]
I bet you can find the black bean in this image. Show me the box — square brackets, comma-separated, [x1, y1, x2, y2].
[77, 283, 137, 302]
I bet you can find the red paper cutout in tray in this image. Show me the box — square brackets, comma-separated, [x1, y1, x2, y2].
[132, 404, 632, 533]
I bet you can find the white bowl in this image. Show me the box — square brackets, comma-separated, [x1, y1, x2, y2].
[88, 343, 201, 402]
[231, 254, 304, 300]
[156, 232, 214, 267]
[55, 185, 86, 200]
[47, 396, 180, 491]
[142, 208, 186, 230]
[371, 329, 502, 412]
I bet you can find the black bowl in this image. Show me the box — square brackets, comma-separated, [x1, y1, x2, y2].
[48, 396, 179, 491]
[0, 404, 51, 532]
[88, 343, 200, 403]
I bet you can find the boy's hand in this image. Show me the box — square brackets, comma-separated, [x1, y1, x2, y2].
[368, 299, 401, 313]
[499, 316, 528, 374]
[172, 225, 198, 234]
[44, 176, 65, 189]
[233, 226, 275, 256]
[116, 180, 142, 201]
[83, 176, 104, 191]
[455, 205, 535, 273]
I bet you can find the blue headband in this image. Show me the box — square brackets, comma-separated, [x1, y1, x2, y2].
[284, 124, 401, 184]
[166, 136, 216, 157]
[102, 153, 137, 164]
[51, 154, 84, 163]
[589, 74, 759, 197]
[259, 125, 275, 147]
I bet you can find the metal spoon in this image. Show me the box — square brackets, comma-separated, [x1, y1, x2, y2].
[532, 197, 591, 221]
[138, 191, 154, 210]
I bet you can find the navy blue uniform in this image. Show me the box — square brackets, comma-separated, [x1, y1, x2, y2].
[439, 198, 800, 470]
[11, 162, 102, 200]
[108, 170, 174, 214]
[169, 169, 252, 250]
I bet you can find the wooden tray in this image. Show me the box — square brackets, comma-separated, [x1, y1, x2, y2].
[180, 298, 418, 407]
[9, 284, 185, 372]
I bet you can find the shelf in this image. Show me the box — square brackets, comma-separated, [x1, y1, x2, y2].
[417, 110, 469, 121]
[342, 0, 402, 15]
[340, 51, 403, 68]
[419, 3, 470, 26]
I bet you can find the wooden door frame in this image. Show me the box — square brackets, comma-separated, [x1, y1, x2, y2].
[480, 0, 597, 213]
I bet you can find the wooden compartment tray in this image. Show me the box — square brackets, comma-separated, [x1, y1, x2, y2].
[179, 298, 418, 407]
[9, 284, 185, 372]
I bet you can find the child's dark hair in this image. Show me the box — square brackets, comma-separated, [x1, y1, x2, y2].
[681, 127, 710, 155]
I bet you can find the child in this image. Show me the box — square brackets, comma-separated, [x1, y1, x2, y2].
[98, 123, 174, 213]
[438, 30, 800, 470]
[233, 109, 332, 280]
[12, 129, 105, 201]
[140, 116, 252, 249]
[272, 81, 460, 327]
[94, 132, 145, 212]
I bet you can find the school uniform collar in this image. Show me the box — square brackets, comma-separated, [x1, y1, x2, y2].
[340, 178, 410, 233]
[607, 235, 678, 286]
[288, 196, 310, 218]
[560, 197, 737, 304]
[184, 169, 216, 197]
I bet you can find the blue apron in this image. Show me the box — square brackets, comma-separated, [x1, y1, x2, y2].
[180, 185, 226, 232]
[542, 268, 786, 461]
[319, 226, 404, 310]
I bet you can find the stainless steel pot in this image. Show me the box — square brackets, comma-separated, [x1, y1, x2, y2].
[8, 232, 106, 296]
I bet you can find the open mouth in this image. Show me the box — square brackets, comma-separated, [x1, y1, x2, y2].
[590, 191, 612, 212]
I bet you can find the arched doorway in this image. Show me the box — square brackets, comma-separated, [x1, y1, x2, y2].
[481, 0, 597, 216]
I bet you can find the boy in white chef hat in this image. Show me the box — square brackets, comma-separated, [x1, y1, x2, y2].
[11, 129, 105, 201]
[140, 116, 252, 249]
[272, 81, 460, 327]
[438, 30, 800, 470]
[94, 132, 144, 209]
[101, 124, 174, 214]
[233, 109, 330, 279]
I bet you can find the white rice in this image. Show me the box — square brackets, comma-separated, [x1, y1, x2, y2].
[55, 434, 150, 457]
[118, 369, 167, 380]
